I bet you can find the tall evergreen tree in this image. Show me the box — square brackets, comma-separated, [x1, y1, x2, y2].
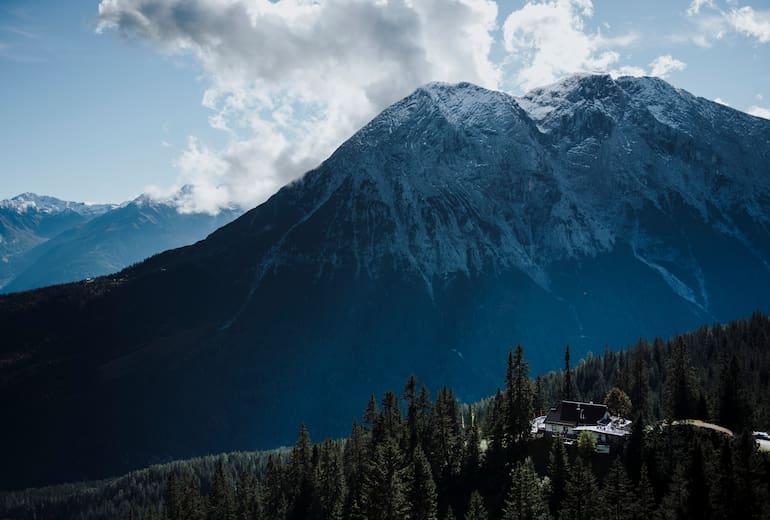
[406, 446, 438, 520]
[375, 391, 404, 447]
[462, 416, 483, 484]
[236, 470, 262, 520]
[287, 424, 314, 520]
[343, 421, 368, 520]
[404, 375, 420, 452]
[598, 459, 636, 520]
[504, 345, 533, 454]
[664, 337, 696, 420]
[313, 439, 345, 520]
[464, 491, 488, 520]
[484, 388, 507, 479]
[262, 455, 288, 520]
[547, 438, 570, 517]
[355, 437, 409, 520]
[717, 355, 749, 432]
[561, 345, 574, 401]
[208, 460, 236, 520]
[501, 458, 549, 520]
[560, 458, 599, 520]
[634, 463, 657, 520]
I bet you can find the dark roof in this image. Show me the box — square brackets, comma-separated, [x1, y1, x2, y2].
[544, 401, 609, 426]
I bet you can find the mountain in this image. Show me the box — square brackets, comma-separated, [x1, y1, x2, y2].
[1, 74, 769, 490]
[1, 195, 241, 293]
[0, 193, 114, 287]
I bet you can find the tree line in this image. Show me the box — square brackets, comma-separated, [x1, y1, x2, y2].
[3, 313, 770, 519]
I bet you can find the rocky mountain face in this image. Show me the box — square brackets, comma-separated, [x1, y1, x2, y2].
[0, 74, 768, 490]
[0, 192, 241, 293]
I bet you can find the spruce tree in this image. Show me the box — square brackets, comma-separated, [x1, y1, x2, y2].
[635, 463, 657, 519]
[236, 470, 262, 520]
[561, 345, 574, 401]
[287, 424, 314, 520]
[501, 458, 549, 520]
[664, 337, 696, 420]
[462, 417, 483, 484]
[710, 440, 735, 520]
[504, 345, 533, 454]
[262, 455, 288, 520]
[464, 490, 488, 520]
[314, 439, 345, 520]
[208, 459, 236, 520]
[717, 355, 748, 432]
[598, 459, 636, 520]
[405, 375, 420, 452]
[547, 438, 570, 516]
[560, 457, 599, 520]
[356, 437, 408, 520]
[343, 421, 367, 520]
[485, 388, 507, 479]
[406, 446, 438, 520]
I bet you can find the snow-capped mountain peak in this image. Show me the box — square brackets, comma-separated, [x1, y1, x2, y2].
[0, 192, 115, 216]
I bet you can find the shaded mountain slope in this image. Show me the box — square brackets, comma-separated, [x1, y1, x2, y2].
[1, 75, 769, 489]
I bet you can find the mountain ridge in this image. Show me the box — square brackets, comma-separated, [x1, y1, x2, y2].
[0, 74, 769, 490]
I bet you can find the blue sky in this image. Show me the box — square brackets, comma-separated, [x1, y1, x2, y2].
[1, 0, 769, 211]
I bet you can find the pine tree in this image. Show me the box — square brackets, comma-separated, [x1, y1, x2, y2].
[547, 438, 570, 517]
[664, 337, 696, 420]
[634, 463, 656, 519]
[462, 417, 482, 484]
[428, 387, 462, 479]
[375, 391, 404, 447]
[598, 459, 636, 520]
[717, 355, 748, 432]
[236, 470, 262, 520]
[504, 345, 533, 454]
[262, 455, 288, 520]
[343, 421, 368, 520]
[464, 490, 488, 520]
[356, 437, 409, 520]
[313, 439, 345, 520]
[623, 414, 645, 483]
[687, 445, 708, 520]
[287, 424, 314, 520]
[364, 394, 379, 433]
[405, 375, 420, 452]
[561, 345, 574, 401]
[501, 458, 549, 520]
[629, 346, 650, 420]
[406, 446, 438, 520]
[484, 388, 507, 480]
[659, 463, 689, 520]
[533, 376, 546, 417]
[560, 458, 599, 520]
[208, 459, 236, 520]
[710, 440, 735, 520]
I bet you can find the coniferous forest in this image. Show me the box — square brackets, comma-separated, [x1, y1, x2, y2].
[2, 313, 770, 520]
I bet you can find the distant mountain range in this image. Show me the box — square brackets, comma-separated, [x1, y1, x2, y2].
[0, 74, 768, 490]
[0, 192, 241, 293]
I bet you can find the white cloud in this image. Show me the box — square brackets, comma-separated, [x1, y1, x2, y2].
[687, 1, 770, 45]
[649, 54, 687, 78]
[748, 105, 770, 119]
[728, 6, 770, 43]
[97, 0, 500, 214]
[687, 0, 715, 16]
[501, 0, 637, 91]
[713, 97, 730, 106]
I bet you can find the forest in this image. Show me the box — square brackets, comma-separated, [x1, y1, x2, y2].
[2, 312, 770, 519]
